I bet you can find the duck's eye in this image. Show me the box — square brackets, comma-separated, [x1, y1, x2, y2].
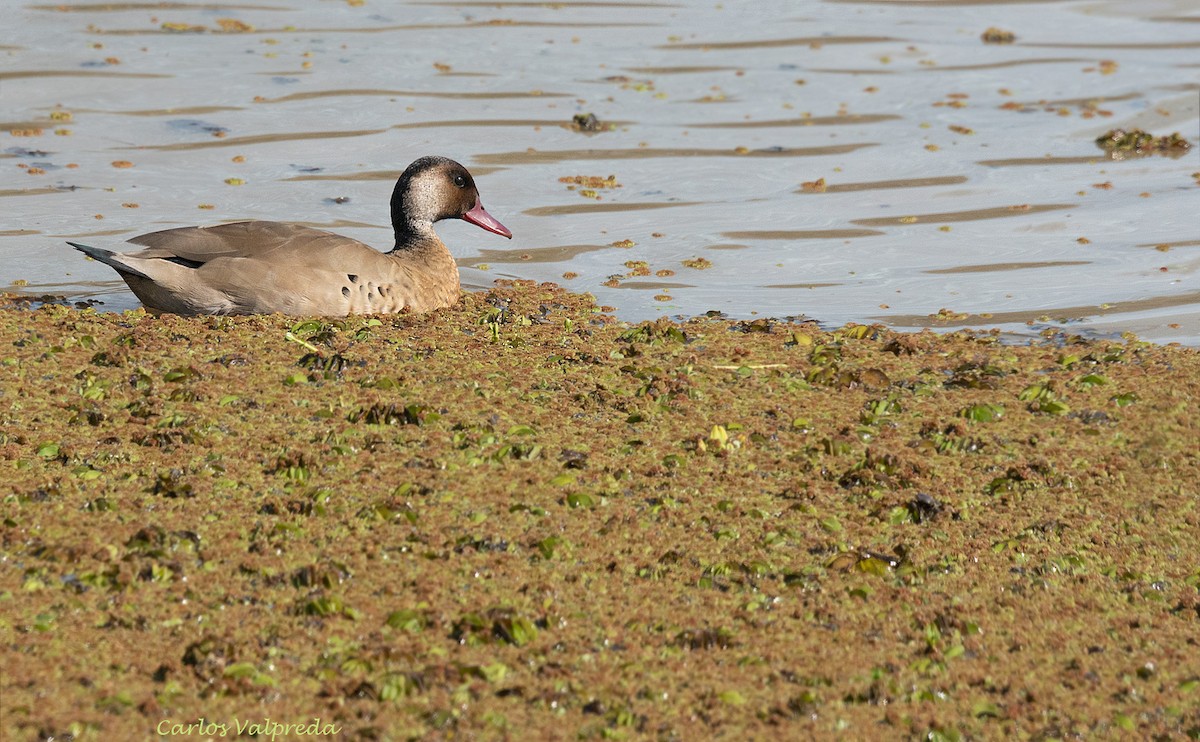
[452, 174, 467, 188]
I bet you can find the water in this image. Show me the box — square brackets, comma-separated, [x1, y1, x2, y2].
[3, 0, 1198, 343]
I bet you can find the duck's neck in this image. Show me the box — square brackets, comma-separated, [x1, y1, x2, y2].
[390, 219, 437, 253]
[389, 170, 440, 252]
[388, 213, 454, 272]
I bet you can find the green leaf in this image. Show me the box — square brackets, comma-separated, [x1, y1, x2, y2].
[385, 609, 424, 632]
[498, 616, 538, 647]
[290, 320, 323, 334]
[1111, 392, 1138, 407]
[718, 690, 746, 706]
[1019, 383, 1050, 401]
[537, 536, 563, 559]
[566, 492, 595, 509]
[380, 673, 416, 700]
[855, 557, 890, 576]
[1039, 399, 1070, 415]
[223, 662, 259, 679]
[960, 403, 1003, 423]
[283, 373, 309, 386]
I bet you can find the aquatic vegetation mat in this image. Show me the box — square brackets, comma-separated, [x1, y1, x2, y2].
[2, 283, 1199, 739]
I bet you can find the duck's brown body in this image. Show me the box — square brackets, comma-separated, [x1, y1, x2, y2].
[69, 156, 510, 317]
[98, 220, 462, 316]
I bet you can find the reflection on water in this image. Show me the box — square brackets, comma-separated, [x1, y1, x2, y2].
[850, 203, 1078, 227]
[0, 70, 170, 80]
[473, 144, 877, 164]
[3, 0, 1198, 344]
[796, 175, 969, 193]
[523, 202, 700, 217]
[128, 129, 390, 151]
[722, 229, 883, 240]
[924, 260, 1091, 275]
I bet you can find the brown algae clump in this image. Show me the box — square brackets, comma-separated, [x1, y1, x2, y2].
[1095, 128, 1193, 159]
[559, 174, 622, 201]
[2, 285, 1200, 740]
[980, 27, 1016, 44]
[569, 113, 614, 133]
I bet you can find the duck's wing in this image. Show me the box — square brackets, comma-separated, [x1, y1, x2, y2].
[73, 221, 388, 315]
[124, 221, 352, 264]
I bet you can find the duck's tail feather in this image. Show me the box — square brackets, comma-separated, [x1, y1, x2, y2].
[68, 241, 152, 280]
[68, 241, 114, 261]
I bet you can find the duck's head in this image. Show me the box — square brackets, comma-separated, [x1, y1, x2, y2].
[392, 156, 512, 243]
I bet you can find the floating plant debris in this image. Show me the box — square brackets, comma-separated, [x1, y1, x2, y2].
[1095, 129, 1192, 159]
[570, 112, 609, 132]
[981, 27, 1016, 44]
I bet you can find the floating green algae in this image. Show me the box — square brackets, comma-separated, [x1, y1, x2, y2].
[2, 283, 1199, 739]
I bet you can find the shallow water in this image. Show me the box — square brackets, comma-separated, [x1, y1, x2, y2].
[3, 0, 1198, 343]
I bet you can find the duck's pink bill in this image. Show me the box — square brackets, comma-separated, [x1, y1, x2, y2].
[463, 201, 512, 239]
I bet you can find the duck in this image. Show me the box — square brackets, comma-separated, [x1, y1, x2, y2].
[68, 155, 511, 316]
